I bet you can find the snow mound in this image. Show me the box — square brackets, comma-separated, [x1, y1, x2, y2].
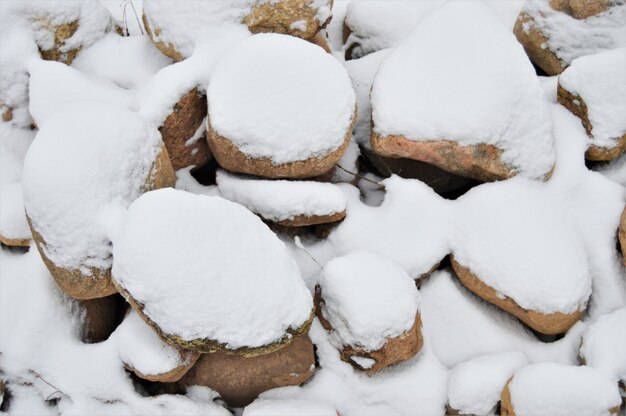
[507, 363, 621, 416]
[0, 182, 30, 243]
[111, 310, 191, 379]
[319, 251, 420, 351]
[521, 1, 626, 67]
[452, 177, 591, 314]
[448, 351, 528, 416]
[371, 1, 554, 180]
[0, 123, 35, 185]
[243, 398, 337, 416]
[22, 102, 163, 272]
[112, 188, 313, 351]
[216, 170, 346, 223]
[329, 176, 452, 279]
[71, 32, 173, 90]
[28, 59, 131, 127]
[559, 48, 626, 149]
[208, 33, 356, 164]
[580, 306, 626, 384]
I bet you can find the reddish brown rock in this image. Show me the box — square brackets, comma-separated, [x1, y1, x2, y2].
[179, 333, 315, 407]
[550, 0, 610, 19]
[557, 82, 626, 161]
[78, 294, 127, 343]
[513, 12, 565, 76]
[159, 89, 211, 171]
[451, 257, 583, 335]
[275, 210, 346, 227]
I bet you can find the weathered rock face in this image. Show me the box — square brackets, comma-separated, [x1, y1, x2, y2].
[557, 83, 626, 162]
[618, 207, 626, 266]
[207, 112, 355, 179]
[179, 333, 315, 407]
[549, 0, 611, 19]
[244, 0, 332, 40]
[159, 89, 211, 171]
[451, 257, 583, 335]
[78, 294, 127, 344]
[513, 12, 565, 76]
[275, 210, 346, 227]
[29, 145, 176, 300]
[371, 133, 517, 183]
[315, 288, 423, 374]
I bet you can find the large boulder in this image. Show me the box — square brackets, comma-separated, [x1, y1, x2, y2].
[370, 1, 554, 182]
[142, 0, 332, 61]
[180, 333, 315, 407]
[207, 34, 356, 179]
[501, 363, 621, 416]
[22, 103, 175, 300]
[316, 251, 423, 373]
[514, 0, 626, 75]
[112, 188, 314, 355]
[557, 48, 626, 161]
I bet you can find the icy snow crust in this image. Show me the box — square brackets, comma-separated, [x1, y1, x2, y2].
[22, 103, 162, 272]
[208, 33, 355, 164]
[216, 170, 346, 222]
[559, 48, 626, 149]
[522, 0, 626, 67]
[509, 363, 622, 416]
[320, 251, 420, 351]
[580, 306, 626, 384]
[112, 188, 313, 350]
[447, 351, 528, 416]
[111, 310, 187, 377]
[371, 1, 555, 180]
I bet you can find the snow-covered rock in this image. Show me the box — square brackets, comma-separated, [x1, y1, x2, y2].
[447, 352, 528, 416]
[502, 363, 622, 416]
[558, 48, 626, 161]
[451, 177, 591, 334]
[317, 251, 422, 373]
[216, 170, 347, 226]
[0, 182, 30, 247]
[142, 0, 332, 61]
[207, 33, 356, 178]
[112, 188, 314, 354]
[22, 102, 174, 299]
[111, 310, 199, 383]
[371, 1, 554, 182]
[514, 0, 626, 75]
[580, 306, 626, 385]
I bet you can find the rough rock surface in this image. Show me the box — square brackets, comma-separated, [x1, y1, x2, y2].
[244, 0, 332, 40]
[159, 88, 211, 171]
[179, 333, 315, 407]
[513, 11, 566, 75]
[549, 0, 611, 19]
[451, 257, 583, 335]
[126, 349, 200, 384]
[78, 294, 126, 344]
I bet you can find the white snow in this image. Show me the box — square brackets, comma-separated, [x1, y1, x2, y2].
[521, 0, 626, 67]
[112, 188, 313, 349]
[111, 310, 189, 378]
[371, 1, 555, 180]
[447, 351, 528, 416]
[319, 251, 420, 352]
[452, 176, 591, 314]
[580, 306, 626, 384]
[243, 398, 337, 416]
[28, 58, 132, 127]
[71, 32, 173, 90]
[208, 33, 355, 164]
[0, 123, 36, 185]
[595, 153, 626, 187]
[22, 102, 162, 272]
[216, 170, 346, 222]
[0, 182, 30, 242]
[559, 48, 626, 149]
[508, 363, 622, 416]
[100, 0, 145, 36]
[329, 176, 452, 279]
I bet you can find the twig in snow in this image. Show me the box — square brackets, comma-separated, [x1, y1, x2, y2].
[336, 164, 385, 189]
[294, 236, 323, 270]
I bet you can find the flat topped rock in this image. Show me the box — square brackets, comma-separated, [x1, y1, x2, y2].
[370, 1, 554, 182]
[22, 102, 174, 299]
[112, 188, 314, 355]
[317, 250, 423, 372]
[142, 0, 332, 61]
[207, 33, 356, 178]
[558, 48, 626, 161]
[452, 178, 591, 334]
[501, 363, 621, 416]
